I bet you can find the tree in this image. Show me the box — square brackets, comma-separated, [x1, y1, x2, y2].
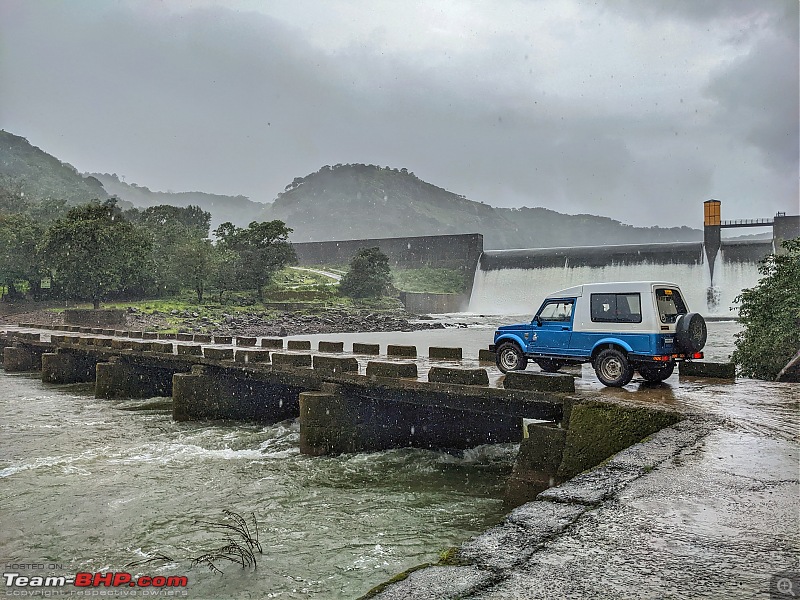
[214, 220, 296, 300]
[174, 237, 216, 303]
[731, 238, 800, 380]
[0, 213, 45, 299]
[42, 200, 152, 308]
[339, 247, 391, 298]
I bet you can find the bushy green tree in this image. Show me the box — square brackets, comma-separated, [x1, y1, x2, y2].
[339, 247, 391, 298]
[731, 238, 800, 380]
[214, 220, 296, 300]
[0, 213, 45, 299]
[174, 237, 216, 303]
[42, 200, 152, 308]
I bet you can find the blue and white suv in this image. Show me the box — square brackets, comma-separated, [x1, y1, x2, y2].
[490, 281, 706, 387]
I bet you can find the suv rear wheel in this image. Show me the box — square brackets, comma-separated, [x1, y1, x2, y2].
[638, 362, 675, 382]
[536, 359, 564, 373]
[496, 342, 527, 373]
[593, 348, 634, 387]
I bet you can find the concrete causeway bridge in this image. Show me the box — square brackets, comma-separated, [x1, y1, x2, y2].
[1, 323, 689, 504]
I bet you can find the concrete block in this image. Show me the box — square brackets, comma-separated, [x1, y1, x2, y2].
[679, 361, 736, 379]
[428, 366, 489, 386]
[504, 371, 575, 393]
[313, 355, 359, 374]
[51, 335, 66, 344]
[177, 344, 202, 356]
[236, 336, 257, 347]
[272, 353, 312, 369]
[3, 347, 38, 372]
[287, 340, 312, 350]
[129, 341, 151, 352]
[91, 328, 104, 334]
[478, 349, 496, 363]
[111, 339, 133, 350]
[352, 343, 380, 355]
[129, 331, 144, 338]
[261, 338, 284, 349]
[150, 341, 174, 354]
[387, 344, 417, 357]
[176, 333, 194, 342]
[93, 338, 113, 347]
[235, 349, 271, 363]
[193, 334, 212, 343]
[366, 361, 418, 379]
[102, 329, 116, 336]
[157, 332, 177, 340]
[213, 335, 233, 345]
[203, 347, 234, 360]
[429, 346, 462, 360]
[114, 330, 129, 337]
[42, 352, 96, 384]
[318, 341, 344, 353]
[79, 327, 93, 333]
[142, 332, 159, 340]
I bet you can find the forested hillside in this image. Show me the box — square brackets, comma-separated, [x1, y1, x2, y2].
[263, 164, 701, 248]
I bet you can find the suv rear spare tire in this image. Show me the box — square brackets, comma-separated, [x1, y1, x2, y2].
[675, 312, 707, 353]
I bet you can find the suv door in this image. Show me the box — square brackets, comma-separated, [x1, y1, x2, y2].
[528, 299, 575, 353]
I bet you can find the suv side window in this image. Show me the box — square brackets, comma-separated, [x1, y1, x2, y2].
[590, 293, 642, 323]
[655, 288, 688, 323]
[538, 300, 574, 322]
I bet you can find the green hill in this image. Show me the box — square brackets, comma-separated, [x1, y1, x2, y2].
[0, 130, 111, 214]
[89, 173, 266, 231]
[262, 164, 701, 249]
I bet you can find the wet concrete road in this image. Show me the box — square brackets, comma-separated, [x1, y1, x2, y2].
[366, 322, 799, 599]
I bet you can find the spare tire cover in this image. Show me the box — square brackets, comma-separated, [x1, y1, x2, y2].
[675, 312, 707, 353]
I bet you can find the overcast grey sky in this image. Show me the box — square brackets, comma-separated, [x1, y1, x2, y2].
[1, 0, 797, 227]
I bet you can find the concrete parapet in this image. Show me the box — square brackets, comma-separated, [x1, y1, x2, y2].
[366, 361, 418, 379]
[112, 339, 134, 350]
[387, 344, 417, 357]
[318, 341, 344, 353]
[79, 328, 92, 334]
[95, 359, 175, 399]
[142, 332, 159, 340]
[42, 352, 97, 384]
[261, 338, 284, 349]
[67, 326, 81, 332]
[287, 340, 312, 350]
[429, 346, 463, 360]
[91, 328, 104, 334]
[506, 423, 568, 506]
[129, 331, 144, 339]
[3, 346, 40, 372]
[313, 355, 359, 374]
[129, 341, 151, 352]
[51, 335, 66, 344]
[114, 330, 129, 337]
[150, 342, 174, 354]
[235, 349, 271, 364]
[236, 337, 257, 347]
[428, 367, 489, 386]
[503, 371, 575, 393]
[213, 335, 233, 345]
[173, 365, 301, 422]
[272, 353, 312, 369]
[102, 329, 116, 336]
[193, 334, 212, 343]
[679, 361, 736, 379]
[93, 338, 113, 348]
[177, 333, 194, 342]
[157, 333, 177, 340]
[352, 343, 380, 355]
[204, 347, 234, 360]
[478, 349, 496, 363]
[177, 344, 202, 356]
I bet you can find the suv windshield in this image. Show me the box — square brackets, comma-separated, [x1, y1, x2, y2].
[655, 287, 688, 323]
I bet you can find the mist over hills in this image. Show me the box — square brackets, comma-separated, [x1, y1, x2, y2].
[0, 131, 702, 247]
[262, 164, 702, 249]
[89, 173, 266, 230]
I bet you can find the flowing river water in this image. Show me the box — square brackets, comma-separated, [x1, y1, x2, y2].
[1, 319, 797, 599]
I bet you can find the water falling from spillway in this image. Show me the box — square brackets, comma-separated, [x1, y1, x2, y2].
[468, 246, 762, 317]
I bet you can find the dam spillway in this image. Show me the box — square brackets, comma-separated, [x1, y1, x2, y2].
[469, 240, 771, 317]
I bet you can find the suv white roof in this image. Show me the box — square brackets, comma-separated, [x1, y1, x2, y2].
[546, 281, 681, 298]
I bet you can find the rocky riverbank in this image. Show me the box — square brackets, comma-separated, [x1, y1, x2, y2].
[0, 303, 449, 336]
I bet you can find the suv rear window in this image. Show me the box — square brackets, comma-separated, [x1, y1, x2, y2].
[655, 288, 687, 323]
[590, 293, 642, 323]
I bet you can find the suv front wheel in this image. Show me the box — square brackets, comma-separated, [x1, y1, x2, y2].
[496, 342, 527, 373]
[593, 348, 634, 387]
